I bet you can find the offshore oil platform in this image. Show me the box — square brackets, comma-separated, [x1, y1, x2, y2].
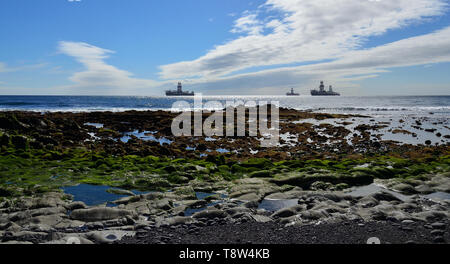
[165, 82, 194, 96]
[286, 87, 300, 96]
[310, 81, 340, 96]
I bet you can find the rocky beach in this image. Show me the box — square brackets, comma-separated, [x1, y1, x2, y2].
[0, 106, 449, 244]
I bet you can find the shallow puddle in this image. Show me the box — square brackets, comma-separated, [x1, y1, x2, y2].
[62, 184, 146, 207]
[258, 198, 299, 212]
[120, 130, 172, 145]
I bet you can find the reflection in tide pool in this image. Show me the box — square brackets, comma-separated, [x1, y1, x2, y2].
[62, 184, 146, 207]
[120, 130, 173, 145]
[258, 199, 298, 212]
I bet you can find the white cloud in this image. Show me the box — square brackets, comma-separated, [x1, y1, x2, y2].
[179, 25, 450, 95]
[159, 0, 448, 82]
[58, 41, 160, 93]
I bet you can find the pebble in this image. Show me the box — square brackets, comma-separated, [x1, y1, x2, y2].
[401, 220, 414, 225]
[430, 230, 444, 236]
[431, 222, 446, 230]
[433, 236, 445, 243]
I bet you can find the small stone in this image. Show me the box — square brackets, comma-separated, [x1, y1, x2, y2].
[431, 222, 446, 230]
[433, 236, 445, 243]
[431, 230, 444, 236]
[401, 226, 413, 231]
[401, 220, 415, 225]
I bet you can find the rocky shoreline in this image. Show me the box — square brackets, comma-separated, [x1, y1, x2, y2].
[0, 108, 449, 244]
[1, 179, 449, 244]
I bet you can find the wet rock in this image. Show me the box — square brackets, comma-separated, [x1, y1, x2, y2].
[114, 195, 142, 205]
[65, 201, 87, 211]
[271, 207, 296, 218]
[231, 192, 261, 202]
[166, 216, 196, 226]
[433, 236, 445, 243]
[413, 211, 447, 222]
[392, 183, 417, 195]
[431, 222, 446, 230]
[243, 201, 259, 209]
[2, 231, 48, 243]
[70, 207, 134, 222]
[357, 196, 379, 208]
[86, 230, 135, 244]
[370, 191, 401, 202]
[192, 209, 227, 219]
[431, 230, 444, 236]
[300, 209, 330, 220]
[106, 188, 135, 196]
[251, 214, 272, 223]
[30, 193, 68, 209]
[30, 207, 67, 217]
[249, 170, 271, 178]
[414, 184, 434, 194]
[225, 207, 252, 217]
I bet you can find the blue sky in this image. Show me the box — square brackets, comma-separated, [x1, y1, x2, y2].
[0, 0, 449, 95]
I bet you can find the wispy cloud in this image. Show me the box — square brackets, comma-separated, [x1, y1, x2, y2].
[0, 61, 47, 73]
[58, 41, 160, 94]
[158, 0, 448, 94]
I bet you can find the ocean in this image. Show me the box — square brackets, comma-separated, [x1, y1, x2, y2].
[0, 95, 449, 116]
[3, 95, 448, 146]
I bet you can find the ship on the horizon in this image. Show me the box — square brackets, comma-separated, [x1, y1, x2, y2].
[165, 82, 194, 96]
[286, 87, 300, 96]
[310, 81, 340, 96]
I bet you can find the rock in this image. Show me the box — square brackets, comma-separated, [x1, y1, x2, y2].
[401, 220, 415, 225]
[433, 236, 445, 243]
[310, 181, 334, 191]
[70, 207, 133, 222]
[165, 216, 195, 226]
[0, 240, 33, 244]
[414, 184, 434, 194]
[192, 209, 227, 219]
[251, 214, 272, 223]
[300, 209, 330, 220]
[370, 191, 401, 202]
[31, 192, 67, 209]
[154, 198, 173, 210]
[65, 201, 87, 211]
[106, 188, 135, 196]
[431, 222, 446, 230]
[84, 222, 104, 230]
[249, 170, 271, 178]
[225, 207, 252, 217]
[232, 192, 261, 202]
[431, 230, 444, 236]
[271, 208, 296, 218]
[30, 207, 67, 217]
[357, 196, 379, 208]
[2, 231, 48, 243]
[413, 211, 447, 222]
[243, 200, 259, 209]
[11, 135, 28, 150]
[86, 230, 135, 244]
[392, 183, 417, 195]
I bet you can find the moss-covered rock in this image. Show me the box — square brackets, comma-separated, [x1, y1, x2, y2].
[249, 170, 272, 178]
